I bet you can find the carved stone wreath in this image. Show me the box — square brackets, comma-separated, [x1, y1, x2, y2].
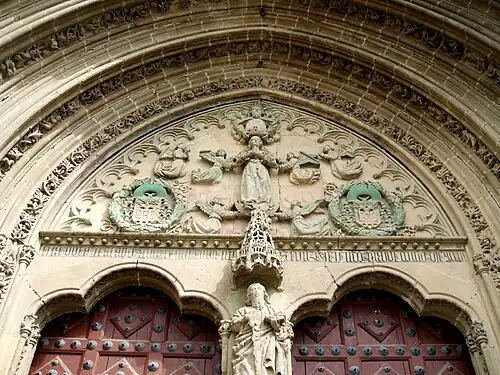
[108, 178, 187, 232]
[328, 181, 405, 236]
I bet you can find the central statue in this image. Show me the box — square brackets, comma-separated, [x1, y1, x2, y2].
[222, 283, 293, 375]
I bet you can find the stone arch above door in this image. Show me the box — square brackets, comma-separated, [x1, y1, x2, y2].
[292, 289, 475, 375]
[30, 287, 221, 375]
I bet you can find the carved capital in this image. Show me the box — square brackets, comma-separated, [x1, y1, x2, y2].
[466, 321, 488, 353]
[18, 245, 35, 267]
[218, 320, 232, 338]
[473, 251, 500, 292]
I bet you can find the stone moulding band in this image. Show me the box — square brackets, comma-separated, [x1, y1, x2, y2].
[39, 231, 467, 252]
[39, 245, 467, 263]
[0, 41, 498, 186]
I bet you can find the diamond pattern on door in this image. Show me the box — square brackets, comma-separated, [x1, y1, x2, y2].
[293, 290, 475, 375]
[30, 287, 220, 375]
[32, 356, 73, 375]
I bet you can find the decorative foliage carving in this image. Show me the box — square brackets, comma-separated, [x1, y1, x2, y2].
[108, 178, 188, 232]
[473, 251, 500, 292]
[11, 77, 492, 251]
[232, 210, 284, 290]
[465, 321, 488, 354]
[2, 40, 498, 188]
[219, 283, 293, 375]
[15, 314, 41, 375]
[327, 181, 405, 236]
[0, 235, 35, 310]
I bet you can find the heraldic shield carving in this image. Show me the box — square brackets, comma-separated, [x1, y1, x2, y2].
[108, 178, 188, 232]
[328, 181, 405, 236]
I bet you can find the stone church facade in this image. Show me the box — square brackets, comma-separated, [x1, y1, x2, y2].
[0, 1, 498, 374]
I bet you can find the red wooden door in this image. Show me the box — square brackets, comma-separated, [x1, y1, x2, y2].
[30, 288, 221, 375]
[293, 290, 475, 375]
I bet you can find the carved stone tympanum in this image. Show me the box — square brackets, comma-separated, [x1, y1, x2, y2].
[220, 283, 293, 375]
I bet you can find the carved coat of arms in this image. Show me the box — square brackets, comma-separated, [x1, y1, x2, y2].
[108, 178, 187, 232]
[328, 181, 405, 236]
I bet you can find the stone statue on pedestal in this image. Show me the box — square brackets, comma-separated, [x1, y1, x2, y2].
[221, 283, 293, 375]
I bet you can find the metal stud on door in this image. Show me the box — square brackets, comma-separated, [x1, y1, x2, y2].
[29, 287, 221, 375]
[292, 291, 475, 375]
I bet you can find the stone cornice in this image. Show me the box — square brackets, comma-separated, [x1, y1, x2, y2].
[39, 230, 467, 252]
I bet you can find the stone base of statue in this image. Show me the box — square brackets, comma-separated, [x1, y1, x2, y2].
[231, 210, 284, 291]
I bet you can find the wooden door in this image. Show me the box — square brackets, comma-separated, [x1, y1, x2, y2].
[30, 288, 221, 375]
[293, 290, 475, 375]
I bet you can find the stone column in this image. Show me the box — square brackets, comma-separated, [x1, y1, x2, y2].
[10, 314, 41, 375]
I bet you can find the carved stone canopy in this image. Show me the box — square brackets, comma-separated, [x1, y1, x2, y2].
[232, 210, 284, 291]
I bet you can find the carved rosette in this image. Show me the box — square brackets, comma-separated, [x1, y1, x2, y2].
[108, 178, 188, 232]
[232, 210, 284, 290]
[328, 181, 405, 236]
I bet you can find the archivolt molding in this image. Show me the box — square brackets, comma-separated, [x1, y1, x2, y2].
[31, 263, 228, 327]
[1, 0, 498, 88]
[289, 269, 494, 373]
[1, 37, 498, 193]
[8, 74, 498, 255]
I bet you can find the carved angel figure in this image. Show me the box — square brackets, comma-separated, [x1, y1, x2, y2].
[279, 152, 321, 185]
[232, 104, 280, 144]
[183, 198, 241, 234]
[320, 145, 363, 180]
[191, 149, 229, 185]
[221, 283, 293, 375]
[153, 144, 190, 179]
[273, 200, 331, 236]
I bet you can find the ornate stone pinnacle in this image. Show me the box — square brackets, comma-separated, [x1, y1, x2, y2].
[231, 210, 284, 290]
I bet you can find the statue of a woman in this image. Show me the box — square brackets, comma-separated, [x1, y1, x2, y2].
[232, 136, 280, 210]
[223, 283, 293, 375]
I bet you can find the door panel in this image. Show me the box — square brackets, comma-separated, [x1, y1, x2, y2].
[31, 288, 220, 375]
[293, 291, 475, 375]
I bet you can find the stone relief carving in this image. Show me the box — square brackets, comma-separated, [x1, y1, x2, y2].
[0, 235, 36, 309]
[14, 314, 41, 375]
[108, 178, 188, 232]
[473, 251, 500, 292]
[231, 103, 281, 145]
[191, 149, 228, 185]
[15, 89, 483, 245]
[219, 283, 293, 375]
[273, 200, 332, 236]
[279, 152, 321, 185]
[319, 145, 363, 180]
[3, 40, 498, 191]
[327, 181, 406, 236]
[184, 198, 243, 234]
[44, 99, 457, 240]
[232, 210, 284, 290]
[153, 144, 190, 179]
